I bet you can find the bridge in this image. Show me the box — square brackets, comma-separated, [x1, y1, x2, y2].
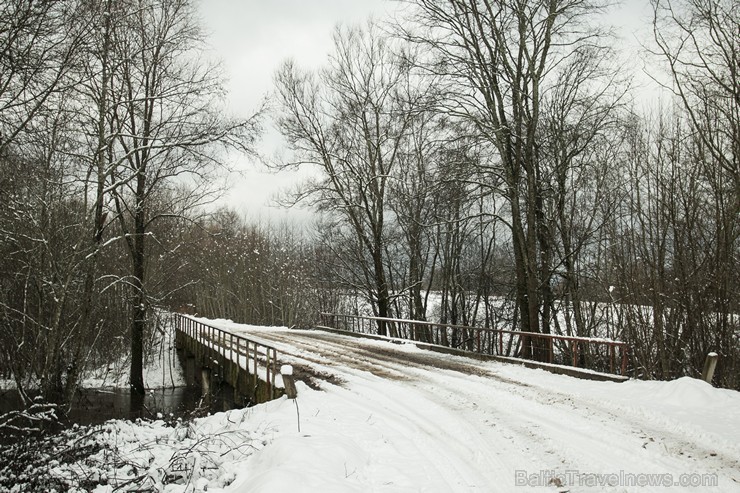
[175, 315, 284, 407]
[174, 313, 630, 407]
[172, 315, 740, 491]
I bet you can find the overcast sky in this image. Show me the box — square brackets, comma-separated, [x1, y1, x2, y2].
[196, 0, 657, 220]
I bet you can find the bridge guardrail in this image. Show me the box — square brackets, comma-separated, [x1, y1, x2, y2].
[319, 312, 630, 376]
[175, 314, 281, 399]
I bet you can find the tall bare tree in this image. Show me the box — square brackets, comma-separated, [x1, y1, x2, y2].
[103, 0, 261, 394]
[0, 0, 85, 153]
[0, 0, 102, 402]
[400, 0, 618, 359]
[630, 0, 739, 386]
[275, 22, 425, 335]
[537, 45, 627, 340]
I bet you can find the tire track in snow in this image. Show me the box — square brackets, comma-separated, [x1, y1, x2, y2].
[232, 329, 536, 490]
[230, 327, 740, 491]
[245, 329, 528, 386]
[281, 330, 739, 477]
[253, 331, 521, 491]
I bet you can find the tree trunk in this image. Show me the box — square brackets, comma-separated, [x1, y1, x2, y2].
[130, 170, 147, 395]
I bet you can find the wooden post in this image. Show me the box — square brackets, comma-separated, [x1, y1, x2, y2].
[197, 323, 203, 361]
[186, 356, 196, 387]
[572, 341, 579, 367]
[701, 352, 719, 384]
[281, 365, 297, 399]
[609, 344, 615, 374]
[234, 337, 241, 392]
[252, 342, 258, 390]
[265, 348, 272, 399]
[621, 346, 629, 376]
[273, 349, 278, 396]
[268, 349, 272, 389]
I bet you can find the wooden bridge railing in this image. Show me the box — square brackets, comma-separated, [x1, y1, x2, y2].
[175, 314, 281, 400]
[319, 313, 630, 376]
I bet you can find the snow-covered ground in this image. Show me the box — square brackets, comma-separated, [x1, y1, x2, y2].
[56, 320, 739, 492]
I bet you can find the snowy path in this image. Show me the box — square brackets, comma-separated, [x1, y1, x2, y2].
[199, 321, 740, 492]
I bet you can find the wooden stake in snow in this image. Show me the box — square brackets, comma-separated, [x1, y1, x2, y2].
[281, 365, 298, 399]
[281, 364, 300, 432]
[701, 352, 719, 384]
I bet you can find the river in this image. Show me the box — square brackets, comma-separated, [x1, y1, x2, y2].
[0, 385, 237, 427]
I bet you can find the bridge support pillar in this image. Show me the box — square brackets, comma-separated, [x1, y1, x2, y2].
[201, 366, 212, 396]
[185, 356, 196, 387]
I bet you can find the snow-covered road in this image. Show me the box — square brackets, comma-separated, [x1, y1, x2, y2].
[201, 322, 740, 493]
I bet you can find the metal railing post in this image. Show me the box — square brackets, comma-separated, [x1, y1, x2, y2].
[572, 341, 579, 368]
[621, 346, 629, 376]
[252, 342, 258, 390]
[265, 348, 271, 397]
[267, 348, 277, 399]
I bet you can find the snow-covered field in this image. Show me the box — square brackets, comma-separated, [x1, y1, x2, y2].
[49, 320, 740, 492]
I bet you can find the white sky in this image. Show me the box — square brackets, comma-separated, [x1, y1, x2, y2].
[197, 0, 397, 222]
[196, 0, 659, 221]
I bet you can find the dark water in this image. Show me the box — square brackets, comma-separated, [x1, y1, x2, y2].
[0, 386, 236, 426]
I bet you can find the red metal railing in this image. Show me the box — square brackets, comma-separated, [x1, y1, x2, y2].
[175, 314, 281, 398]
[319, 313, 630, 376]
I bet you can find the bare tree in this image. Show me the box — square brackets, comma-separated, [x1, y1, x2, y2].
[0, 0, 102, 403]
[103, 0, 261, 394]
[0, 0, 85, 153]
[400, 0, 617, 361]
[386, 86, 449, 324]
[651, 0, 738, 191]
[537, 44, 627, 340]
[650, 0, 738, 386]
[275, 22, 425, 335]
[0, 0, 262, 400]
